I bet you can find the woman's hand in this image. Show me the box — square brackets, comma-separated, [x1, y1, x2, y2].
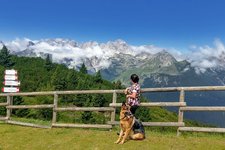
[127, 92, 137, 99]
[124, 88, 130, 95]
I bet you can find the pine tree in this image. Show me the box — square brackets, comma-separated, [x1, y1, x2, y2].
[44, 54, 53, 71]
[94, 70, 103, 83]
[0, 45, 14, 68]
[66, 70, 78, 90]
[114, 80, 122, 89]
[79, 63, 87, 74]
[51, 66, 67, 90]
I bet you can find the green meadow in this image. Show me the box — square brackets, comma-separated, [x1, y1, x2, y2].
[1, 123, 225, 150]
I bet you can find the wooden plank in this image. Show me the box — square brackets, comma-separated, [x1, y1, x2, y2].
[141, 87, 179, 93]
[111, 91, 117, 122]
[179, 86, 225, 91]
[109, 102, 186, 107]
[180, 107, 225, 111]
[6, 96, 11, 119]
[178, 90, 185, 122]
[56, 90, 120, 94]
[55, 107, 114, 112]
[143, 122, 185, 127]
[0, 86, 225, 97]
[55, 106, 115, 112]
[52, 123, 112, 129]
[178, 127, 225, 133]
[0, 90, 120, 97]
[7, 104, 54, 109]
[52, 93, 58, 123]
[6, 120, 51, 129]
[107, 121, 185, 127]
[0, 103, 7, 106]
[0, 117, 8, 121]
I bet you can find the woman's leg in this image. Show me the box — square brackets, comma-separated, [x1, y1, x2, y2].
[130, 105, 138, 116]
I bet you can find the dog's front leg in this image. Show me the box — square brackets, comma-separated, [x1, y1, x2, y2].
[114, 129, 123, 144]
[119, 128, 131, 144]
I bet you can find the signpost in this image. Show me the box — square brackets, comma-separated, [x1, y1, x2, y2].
[3, 81, 20, 86]
[4, 75, 18, 80]
[2, 69, 20, 93]
[4, 70, 17, 75]
[2, 87, 20, 93]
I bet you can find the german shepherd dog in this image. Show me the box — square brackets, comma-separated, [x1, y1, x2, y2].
[115, 102, 145, 144]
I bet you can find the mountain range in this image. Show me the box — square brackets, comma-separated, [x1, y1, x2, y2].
[1, 38, 225, 127]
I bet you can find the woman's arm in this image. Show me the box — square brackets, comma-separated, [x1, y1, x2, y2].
[126, 92, 137, 99]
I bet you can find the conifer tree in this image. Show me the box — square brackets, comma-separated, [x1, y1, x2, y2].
[94, 70, 103, 83]
[0, 45, 14, 68]
[51, 66, 67, 90]
[79, 63, 87, 74]
[44, 54, 53, 71]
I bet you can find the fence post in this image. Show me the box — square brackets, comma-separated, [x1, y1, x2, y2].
[6, 95, 13, 121]
[177, 89, 185, 136]
[110, 91, 117, 123]
[52, 93, 58, 126]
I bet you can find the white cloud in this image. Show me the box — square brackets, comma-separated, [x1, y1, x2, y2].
[3, 38, 225, 74]
[5, 38, 32, 52]
[187, 39, 225, 73]
[131, 45, 163, 54]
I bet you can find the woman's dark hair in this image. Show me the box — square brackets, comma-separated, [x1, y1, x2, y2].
[130, 74, 139, 83]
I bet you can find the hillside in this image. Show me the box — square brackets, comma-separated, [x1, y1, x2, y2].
[0, 124, 225, 150]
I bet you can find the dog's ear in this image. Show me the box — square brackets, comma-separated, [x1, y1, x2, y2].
[122, 101, 126, 106]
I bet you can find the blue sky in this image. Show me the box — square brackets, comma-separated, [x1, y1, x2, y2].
[0, 0, 225, 50]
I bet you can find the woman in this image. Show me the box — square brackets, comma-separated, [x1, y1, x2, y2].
[125, 74, 141, 116]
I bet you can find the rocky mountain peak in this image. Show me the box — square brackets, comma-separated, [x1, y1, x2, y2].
[39, 38, 77, 47]
[27, 41, 35, 47]
[102, 39, 134, 55]
[135, 51, 152, 60]
[81, 41, 99, 49]
[152, 50, 177, 66]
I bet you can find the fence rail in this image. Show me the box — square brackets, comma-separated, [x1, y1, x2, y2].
[54, 107, 115, 112]
[180, 106, 225, 111]
[6, 104, 54, 109]
[1, 86, 225, 135]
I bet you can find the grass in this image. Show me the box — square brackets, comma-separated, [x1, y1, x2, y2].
[1, 123, 225, 150]
[10, 117, 52, 126]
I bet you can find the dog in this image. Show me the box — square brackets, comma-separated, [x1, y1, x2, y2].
[114, 102, 145, 144]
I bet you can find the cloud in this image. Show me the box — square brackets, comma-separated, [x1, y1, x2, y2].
[5, 38, 32, 52]
[187, 39, 225, 73]
[31, 40, 114, 70]
[3, 38, 225, 74]
[131, 45, 163, 54]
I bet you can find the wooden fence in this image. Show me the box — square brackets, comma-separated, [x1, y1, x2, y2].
[1, 86, 225, 135]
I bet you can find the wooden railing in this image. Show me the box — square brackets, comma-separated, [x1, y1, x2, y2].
[1, 86, 225, 135]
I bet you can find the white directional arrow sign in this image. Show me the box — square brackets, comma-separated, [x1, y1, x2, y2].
[5, 70, 17, 75]
[2, 87, 20, 93]
[2, 69, 21, 93]
[3, 81, 20, 86]
[4, 75, 18, 81]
